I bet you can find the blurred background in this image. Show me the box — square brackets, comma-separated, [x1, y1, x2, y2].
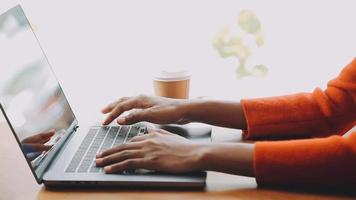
[0, 0, 355, 124]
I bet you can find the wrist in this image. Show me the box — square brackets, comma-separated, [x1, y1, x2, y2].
[174, 99, 198, 123]
[189, 143, 211, 171]
[193, 143, 255, 177]
[178, 99, 206, 123]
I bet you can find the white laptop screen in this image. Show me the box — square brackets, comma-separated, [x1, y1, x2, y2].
[0, 5, 76, 181]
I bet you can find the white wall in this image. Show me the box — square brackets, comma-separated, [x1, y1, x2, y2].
[1, 0, 355, 123]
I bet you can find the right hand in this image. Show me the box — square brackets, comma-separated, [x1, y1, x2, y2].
[96, 128, 204, 174]
[102, 95, 190, 125]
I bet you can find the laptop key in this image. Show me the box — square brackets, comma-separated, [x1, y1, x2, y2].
[66, 125, 145, 174]
[89, 127, 120, 173]
[77, 127, 109, 173]
[65, 128, 97, 173]
[125, 126, 140, 142]
[89, 164, 101, 173]
[112, 126, 129, 147]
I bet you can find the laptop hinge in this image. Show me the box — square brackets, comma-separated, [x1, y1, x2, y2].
[36, 120, 78, 182]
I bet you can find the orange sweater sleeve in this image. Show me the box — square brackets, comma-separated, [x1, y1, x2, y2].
[241, 58, 356, 139]
[241, 58, 356, 187]
[254, 132, 356, 187]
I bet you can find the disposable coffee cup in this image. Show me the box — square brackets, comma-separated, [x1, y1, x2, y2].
[153, 70, 191, 99]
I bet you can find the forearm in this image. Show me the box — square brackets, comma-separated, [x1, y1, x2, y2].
[196, 142, 255, 177]
[240, 59, 356, 139]
[181, 100, 247, 130]
[254, 133, 356, 187]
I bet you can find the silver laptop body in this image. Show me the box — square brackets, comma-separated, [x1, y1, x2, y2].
[0, 5, 208, 188]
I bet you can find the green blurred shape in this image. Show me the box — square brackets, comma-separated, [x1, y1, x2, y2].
[238, 10, 261, 34]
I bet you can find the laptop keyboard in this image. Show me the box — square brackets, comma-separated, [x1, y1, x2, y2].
[65, 125, 146, 173]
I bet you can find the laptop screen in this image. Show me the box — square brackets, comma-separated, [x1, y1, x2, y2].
[0, 5, 76, 181]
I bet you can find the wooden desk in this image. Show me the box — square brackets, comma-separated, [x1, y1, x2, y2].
[0, 123, 354, 200]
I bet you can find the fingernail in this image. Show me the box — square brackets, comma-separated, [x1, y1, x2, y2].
[104, 166, 111, 173]
[95, 158, 102, 165]
[96, 153, 102, 158]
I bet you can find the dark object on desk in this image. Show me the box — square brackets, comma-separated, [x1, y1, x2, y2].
[158, 123, 212, 142]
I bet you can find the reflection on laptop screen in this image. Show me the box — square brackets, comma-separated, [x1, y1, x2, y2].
[0, 6, 76, 175]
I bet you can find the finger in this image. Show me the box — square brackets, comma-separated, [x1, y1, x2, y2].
[36, 130, 56, 143]
[22, 144, 53, 153]
[34, 144, 53, 152]
[22, 129, 55, 143]
[101, 97, 130, 114]
[117, 109, 152, 125]
[102, 98, 143, 125]
[40, 129, 56, 140]
[103, 158, 147, 174]
[96, 141, 144, 158]
[96, 150, 143, 167]
[38, 136, 52, 144]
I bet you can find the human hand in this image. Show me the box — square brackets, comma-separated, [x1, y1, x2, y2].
[21, 129, 55, 154]
[95, 129, 205, 174]
[102, 95, 190, 125]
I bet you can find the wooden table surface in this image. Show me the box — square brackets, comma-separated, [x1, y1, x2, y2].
[0, 122, 355, 200]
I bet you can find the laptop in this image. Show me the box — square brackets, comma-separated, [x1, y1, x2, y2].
[0, 5, 209, 188]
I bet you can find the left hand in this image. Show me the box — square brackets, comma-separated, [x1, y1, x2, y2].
[95, 129, 205, 174]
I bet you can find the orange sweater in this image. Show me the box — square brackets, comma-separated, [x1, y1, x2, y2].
[241, 58, 356, 188]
